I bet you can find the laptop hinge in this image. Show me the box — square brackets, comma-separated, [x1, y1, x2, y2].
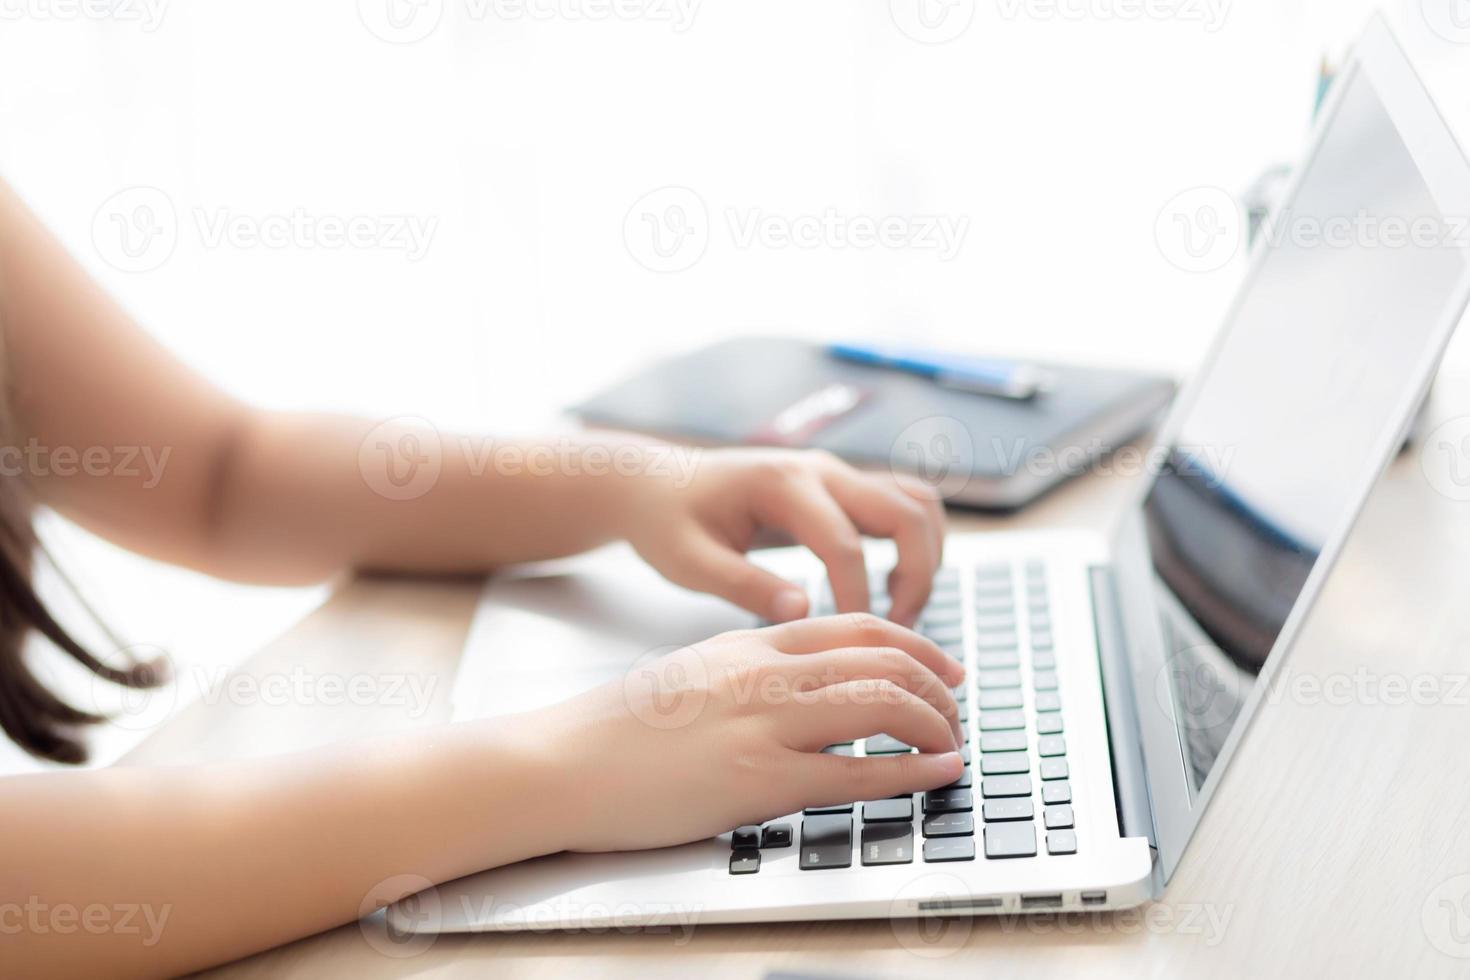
[1089, 565, 1158, 853]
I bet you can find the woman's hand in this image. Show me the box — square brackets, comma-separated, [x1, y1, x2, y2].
[621, 448, 945, 627]
[530, 614, 966, 853]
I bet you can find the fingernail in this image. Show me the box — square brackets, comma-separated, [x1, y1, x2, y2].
[771, 588, 808, 623]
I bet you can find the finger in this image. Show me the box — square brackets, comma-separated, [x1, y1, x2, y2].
[780, 647, 962, 746]
[821, 467, 940, 627]
[662, 532, 810, 622]
[763, 612, 964, 687]
[798, 748, 965, 808]
[892, 471, 946, 563]
[781, 678, 958, 753]
[756, 475, 870, 614]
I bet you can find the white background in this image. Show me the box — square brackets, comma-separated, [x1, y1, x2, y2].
[2, 0, 1469, 771]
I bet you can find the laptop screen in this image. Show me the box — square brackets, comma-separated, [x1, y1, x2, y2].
[1144, 65, 1468, 792]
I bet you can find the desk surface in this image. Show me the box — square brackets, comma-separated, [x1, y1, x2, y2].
[125, 396, 1470, 980]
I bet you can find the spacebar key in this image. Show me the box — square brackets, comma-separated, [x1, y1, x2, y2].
[799, 814, 853, 870]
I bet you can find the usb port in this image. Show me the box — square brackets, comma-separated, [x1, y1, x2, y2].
[1020, 893, 1064, 909]
[1080, 891, 1107, 906]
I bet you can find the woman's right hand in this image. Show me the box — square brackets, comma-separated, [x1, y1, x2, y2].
[527, 613, 966, 854]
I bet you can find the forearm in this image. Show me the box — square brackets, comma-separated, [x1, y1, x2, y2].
[199, 412, 677, 583]
[2, 717, 562, 979]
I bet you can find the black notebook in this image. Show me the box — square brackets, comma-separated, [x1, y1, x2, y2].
[572, 337, 1175, 509]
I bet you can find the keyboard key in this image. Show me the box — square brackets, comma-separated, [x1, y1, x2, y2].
[921, 606, 963, 628]
[1044, 805, 1075, 829]
[1034, 691, 1061, 712]
[922, 811, 975, 838]
[976, 669, 1022, 689]
[978, 689, 1024, 710]
[762, 823, 793, 848]
[975, 633, 1020, 652]
[976, 651, 1020, 669]
[940, 644, 966, 662]
[1042, 782, 1071, 804]
[925, 624, 964, 646]
[973, 578, 1013, 598]
[984, 822, 1037, 859]
[1032, 651, 1057, 669]
[1047, 830, 1078, 855]
[1036, 712, 1064, 735]
[982, 798, 1034, 822]
[1031, 632, 1055, 651]
[923, 837, 976, 862]
[865, 734, 914, 755]
[799, 815, 853, 870]
[981, 774, 1032, 798]
[979, 752, 1030, 776]
[804, 803, 854, 815]
[1040, 759, 1069, 781]
[730, 848, 761, 874]
[1033, 670, 1059, 691]
[1038, 735, 1066, 757]
[957, 703, 970, 724]
[862, 798, 914, 822]
[822, 743, 855, 756]
[942, 766, 973, 789]
[980, 731, 1027, 753]
[951, 684, 968, 702]
[732, 826, 759, 849]
[860, 822, 915, 865]
[922, 788, 974, 814]
[980, 709, 1026, 731]
[1029, 613, 1051, 631]
[974, 596, 1014, 615]
[973, 613, 1017, 632]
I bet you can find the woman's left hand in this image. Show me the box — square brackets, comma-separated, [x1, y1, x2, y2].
[621, 448, 945, 627]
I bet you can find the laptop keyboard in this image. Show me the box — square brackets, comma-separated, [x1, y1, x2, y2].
[728, 559, 1077, 874]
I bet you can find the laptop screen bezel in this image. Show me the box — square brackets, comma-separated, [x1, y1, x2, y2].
[1108, 15, 1470, 881]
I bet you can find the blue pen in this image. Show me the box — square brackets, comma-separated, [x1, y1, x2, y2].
[828, 341, 1055, 400]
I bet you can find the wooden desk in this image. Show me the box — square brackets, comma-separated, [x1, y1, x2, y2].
[127, 398, 1470, 979]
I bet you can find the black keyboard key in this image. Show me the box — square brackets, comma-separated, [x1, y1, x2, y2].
[732, 825, 759, 849]
[865, 734, 914, 755]
[983, 822, 1037, 859]
[979, 709, 1026, 731]
[980, 730, 1027, 753]
[1047, 829, 1078, 855]
[1039, 735, 1066, 757]
[982, 798, 1034, 822]
[978, 689, 1024, 710]
[860, 822, 915, 865]
[1042, 782, 1071, 804]
[923, 837, 976, 862]
[804, 803, 854, 815]
[799, 815, 853, 870]
[1036, 712, 1064, 735]
[862, 797, 914, 822]
[981, 774, 1032, 798]
[1044, 804, 1075, 829]
[942, 766, 973, 789]
[922, 788, 974, 814]
[762, 823, 793, 848]
[1040, 759, 1069, 781]
[922, 811, 975, 838]
[729, 848, 761, 874]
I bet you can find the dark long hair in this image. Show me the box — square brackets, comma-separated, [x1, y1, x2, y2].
[0, 347, 163, 763]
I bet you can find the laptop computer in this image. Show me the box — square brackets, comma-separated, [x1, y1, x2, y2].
[394, 16, 1470, 932]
